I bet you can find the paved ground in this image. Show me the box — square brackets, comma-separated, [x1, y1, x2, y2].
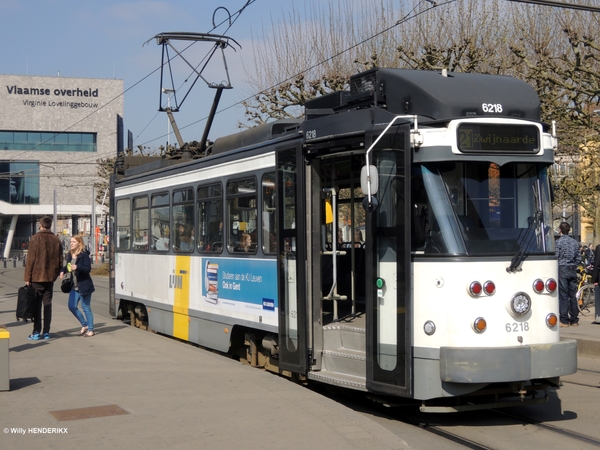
[559, 302, 600, 357]
[1, 265, 598, 450]
[0, 267, 411, 450]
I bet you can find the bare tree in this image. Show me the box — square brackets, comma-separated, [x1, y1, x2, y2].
[509, 5, 600, 241]
[94, 145, 156, 205]
[243, 0, 600, 242]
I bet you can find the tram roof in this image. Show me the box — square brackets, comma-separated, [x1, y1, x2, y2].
[211, 119, 302, 155]
[306, 68, 540, 122]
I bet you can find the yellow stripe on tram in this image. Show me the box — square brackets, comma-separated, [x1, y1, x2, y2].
[173, 255, 191, 341]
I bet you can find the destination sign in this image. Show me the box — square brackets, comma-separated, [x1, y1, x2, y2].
[457, 124, 540, 153]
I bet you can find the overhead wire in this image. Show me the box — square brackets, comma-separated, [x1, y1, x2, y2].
[139, 0, 256, 146]
[142, 0, 453, 139]
[506, 0, 600, 12]
[146, 0, 600, 143]
[4, 1, 257, 165]
[6, 0, 600, 163]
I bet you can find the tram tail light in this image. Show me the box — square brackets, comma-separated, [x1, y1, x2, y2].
[469, 281, 495, 297]
[473, 317, 487, 333]
[533, 279, 545, 294]
[469, 281, 482, 297]
[533, 278, 557, 294]
[546, 313, 558, 327]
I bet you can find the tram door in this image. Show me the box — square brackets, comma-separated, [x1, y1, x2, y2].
[276, 146, 308, 374]
[313, 154, 367, 323]
[366, 133, 411, 396]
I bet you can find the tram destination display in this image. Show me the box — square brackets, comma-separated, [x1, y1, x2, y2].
[457, 123, 540, 153]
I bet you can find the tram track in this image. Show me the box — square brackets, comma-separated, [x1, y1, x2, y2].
[563, 379, 600, 388]
[388, 413, 497, 450]
[561, 367, 600, 389]
[489, 408, 600, 448]
[572, 367, 600, 376]
[382, 399, 600, 449]
[310, 380, 600, 450]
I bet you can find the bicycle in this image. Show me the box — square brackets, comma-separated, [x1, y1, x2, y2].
[576, 264, 595, 315]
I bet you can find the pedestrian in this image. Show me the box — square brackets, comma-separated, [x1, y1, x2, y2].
[591, 243, 600, 303]
[555, 222, 581, 327]
[60, 235, 96, 337]
[585, 243, 594, 268]
[24, 216, 63, 340]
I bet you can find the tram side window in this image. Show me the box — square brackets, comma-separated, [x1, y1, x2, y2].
[198, 183, 223, 253]
[151, 192, 170, 252]
[116, 198, 131, 251]
[173, 188, 194, 253]
[411, 172, 431, 251]
[262, 172, 277, 254]
[227, 178, 257, 254]
[132, 196, 149, 252]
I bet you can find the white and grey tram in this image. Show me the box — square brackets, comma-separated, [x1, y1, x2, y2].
[109, 68, 577, 412]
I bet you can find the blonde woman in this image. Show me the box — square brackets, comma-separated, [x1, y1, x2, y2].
[59, 236, 96, 337]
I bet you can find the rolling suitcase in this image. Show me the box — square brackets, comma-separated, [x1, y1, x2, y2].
[16, 285, 36, 322]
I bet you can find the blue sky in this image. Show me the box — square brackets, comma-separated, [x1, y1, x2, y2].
[1, 0, 291, 151]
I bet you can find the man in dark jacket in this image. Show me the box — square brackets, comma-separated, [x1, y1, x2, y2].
[555, 221, 581, 327]
[24, 216, 63, 340]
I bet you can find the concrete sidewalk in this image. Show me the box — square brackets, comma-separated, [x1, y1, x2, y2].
[0, 267, 410, 450]
[559, 304, 600, 358]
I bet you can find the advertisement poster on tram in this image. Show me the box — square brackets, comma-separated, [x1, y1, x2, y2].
[200, 257, 277, 324]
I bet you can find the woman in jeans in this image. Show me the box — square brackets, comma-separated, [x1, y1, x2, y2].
[60, 235, 96, 337]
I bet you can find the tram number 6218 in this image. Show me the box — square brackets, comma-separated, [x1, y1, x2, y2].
[482, 103, 503, 113]
[506, 322, 529, 332]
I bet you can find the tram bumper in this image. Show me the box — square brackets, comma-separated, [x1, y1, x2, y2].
[438, 338, 577, 383]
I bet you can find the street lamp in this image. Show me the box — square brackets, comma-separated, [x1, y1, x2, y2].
[162, 88, 175, 147]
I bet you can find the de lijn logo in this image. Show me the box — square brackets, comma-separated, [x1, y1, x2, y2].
[6, 85, 99, 98]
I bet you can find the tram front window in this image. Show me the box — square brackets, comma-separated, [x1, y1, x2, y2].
[414, 162, 554, 256]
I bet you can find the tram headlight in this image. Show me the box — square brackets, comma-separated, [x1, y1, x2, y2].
[423, 321, 436, 336]
[509, 292, 531, 316]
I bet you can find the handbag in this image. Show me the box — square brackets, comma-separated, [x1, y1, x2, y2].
[61, 272, 73, 293]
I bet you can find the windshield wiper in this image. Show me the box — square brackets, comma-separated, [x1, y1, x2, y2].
[507, 180, 546, 273]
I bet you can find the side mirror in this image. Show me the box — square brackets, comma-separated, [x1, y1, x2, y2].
[360, 165, 378, 195]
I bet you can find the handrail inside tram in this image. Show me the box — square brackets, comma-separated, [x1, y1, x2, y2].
[321, 187, 348, 320]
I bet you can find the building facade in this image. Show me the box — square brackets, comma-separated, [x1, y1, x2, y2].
[0, 74, 124, 257]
